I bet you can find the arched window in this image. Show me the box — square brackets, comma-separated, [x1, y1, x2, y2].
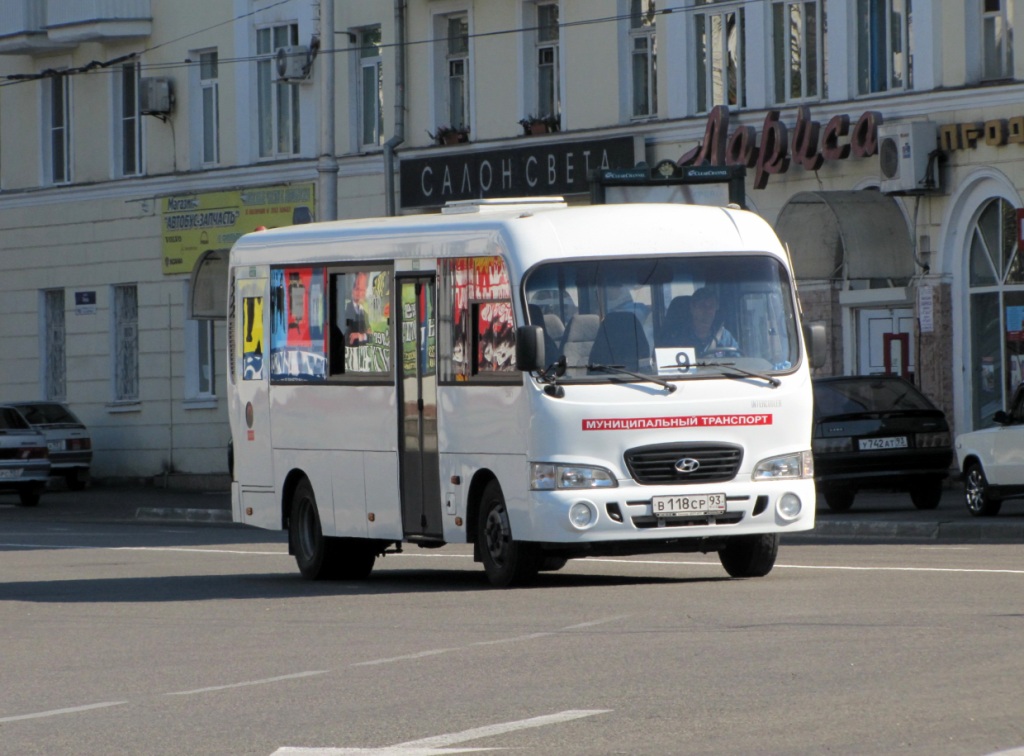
[967, 197, 1024, 428]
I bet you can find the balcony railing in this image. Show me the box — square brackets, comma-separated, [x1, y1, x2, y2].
[45, 0, 152, 44]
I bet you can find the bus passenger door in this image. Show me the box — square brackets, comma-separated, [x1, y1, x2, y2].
[397, 277, 442, 539]
[234, 277, 274, 508]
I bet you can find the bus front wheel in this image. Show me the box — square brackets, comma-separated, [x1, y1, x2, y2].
[478, 481, 540, 588]
[718, 533, 779, 578]
[290, 479, 376, 580]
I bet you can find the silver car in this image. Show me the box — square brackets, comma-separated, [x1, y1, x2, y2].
[0, 405, 51, 506]
[9, 401, 92, 490]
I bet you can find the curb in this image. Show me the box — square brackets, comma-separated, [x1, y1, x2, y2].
[802, 518, 1024, 542]
[135, 507, 233, 523]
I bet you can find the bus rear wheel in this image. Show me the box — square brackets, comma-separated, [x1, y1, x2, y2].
[478, 480, 540, 588]
[718, 533, 779, 578]
[290, 479, 375, 580]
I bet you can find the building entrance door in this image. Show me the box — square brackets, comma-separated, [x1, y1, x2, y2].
[857, 307, 915, 377]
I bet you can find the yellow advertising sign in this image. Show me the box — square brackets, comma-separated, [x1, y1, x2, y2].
[161, 183, 315, 275]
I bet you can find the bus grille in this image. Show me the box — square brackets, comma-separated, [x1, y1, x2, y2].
[624, 443, 743, 485]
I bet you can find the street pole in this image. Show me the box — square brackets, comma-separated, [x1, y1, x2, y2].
[317, 0, 338, 222]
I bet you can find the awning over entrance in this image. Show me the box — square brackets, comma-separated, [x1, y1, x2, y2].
[775, 190, 914, 281]
[189, 249, 228, 320]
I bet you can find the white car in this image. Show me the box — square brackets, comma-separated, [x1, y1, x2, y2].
[0, 405, 51, 507]
[955, 382, 1024, 517]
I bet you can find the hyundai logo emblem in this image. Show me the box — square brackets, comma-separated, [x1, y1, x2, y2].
[674, 458, 700, 474]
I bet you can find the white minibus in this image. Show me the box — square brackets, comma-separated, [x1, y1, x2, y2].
[227, 198, 823, 586]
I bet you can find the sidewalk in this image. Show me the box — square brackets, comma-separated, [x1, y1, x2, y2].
[3, 480, 1022, 542]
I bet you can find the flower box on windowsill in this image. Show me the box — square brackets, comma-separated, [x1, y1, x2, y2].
[429, 126, 470, 145]
[519, 115, 560, 135]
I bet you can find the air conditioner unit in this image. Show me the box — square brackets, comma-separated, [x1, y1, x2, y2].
[878, 121, 939, 195]
[275, 45, 311, 82]
[139, 77, 173, 115]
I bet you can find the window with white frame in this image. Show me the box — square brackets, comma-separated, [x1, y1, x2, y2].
[630, 0, 657, 118]
[44, 74, 71, 184]
[857, 0, 912, 94]
[525, 2, 560, 122]
[113, 284, 139, 401]
[694, 0, 746, 113]
[982, 0, 1014, 81]
[200, 51, 220, 164]
[445, 15, 470, 130]
[257, 23, 300, 158]
[116, 62, 142, 176]
[185, 295, 216, 401]
[772, 0, 826, 103]
[358, 27, 383, 147]
[43, 289, 66, 401]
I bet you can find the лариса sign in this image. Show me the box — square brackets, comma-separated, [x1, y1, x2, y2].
[679, 105, 882, 189]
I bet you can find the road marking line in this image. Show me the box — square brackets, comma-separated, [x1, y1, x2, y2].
[114, 547, 285, 556]
[0, 701, 127, 723]
[393, 709, 612, 749]
[167, 670, 328, 696]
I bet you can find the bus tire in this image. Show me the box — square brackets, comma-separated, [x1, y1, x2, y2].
[290, 479, 332, 580]
[718, 533, 779, 578]
[478, 480, 540, 588]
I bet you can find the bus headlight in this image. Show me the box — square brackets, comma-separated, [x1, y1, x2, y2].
[752, 451, 813, 480]
[531, 463, 617, 490]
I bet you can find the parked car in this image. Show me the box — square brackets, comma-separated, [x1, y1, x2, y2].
[0, 405, 51, 506]
[812, 376, 953, 511]
[9, 401, 92, 490]
[954, 381, 1024, 517]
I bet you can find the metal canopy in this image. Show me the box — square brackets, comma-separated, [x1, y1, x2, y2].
[188, 249, 228, 320]
[774, 190, 913, 281]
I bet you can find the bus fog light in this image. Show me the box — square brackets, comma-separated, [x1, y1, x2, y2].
[777, 493, 802, 520]
[569, 500, 597, 530]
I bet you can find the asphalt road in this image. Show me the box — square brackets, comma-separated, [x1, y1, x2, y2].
[1, 487, 1023, 755]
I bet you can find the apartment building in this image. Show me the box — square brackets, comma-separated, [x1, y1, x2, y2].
[0, 0, 1018, 478]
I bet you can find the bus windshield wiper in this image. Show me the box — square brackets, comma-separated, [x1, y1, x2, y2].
[587, 363, 677, 393]
[698, 361, 781, 388]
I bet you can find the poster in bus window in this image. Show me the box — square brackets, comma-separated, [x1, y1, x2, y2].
[476, 301, 515, 372]
[441, 256, 511, 380]
[270, 267, 326, 381]
[343, 269, 391, 374]
[242, 296, 264, 380]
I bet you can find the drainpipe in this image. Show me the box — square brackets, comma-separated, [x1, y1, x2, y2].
[317, 0, 339, 221]
[384, 0, 406, 216]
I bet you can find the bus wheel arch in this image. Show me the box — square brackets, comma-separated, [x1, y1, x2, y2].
[281, 469, 309, 536]
[476, 478, 541, 588]
[286, 473, 376, 581]
[466, 470, 497, 563]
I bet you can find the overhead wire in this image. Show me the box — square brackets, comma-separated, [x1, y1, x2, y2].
[0, 2, 681, 86]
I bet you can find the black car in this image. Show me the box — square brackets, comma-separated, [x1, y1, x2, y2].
[812, 376, 953, 511]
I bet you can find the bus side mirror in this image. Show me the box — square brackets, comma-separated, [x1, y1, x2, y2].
[515, 325, 546, 372]
[804, 322, 827, 369]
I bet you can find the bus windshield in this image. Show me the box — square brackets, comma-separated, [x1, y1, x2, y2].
[523, 254, 800, 380]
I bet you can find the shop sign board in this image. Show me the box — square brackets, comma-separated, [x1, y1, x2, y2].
[161, 183, 316, 275]
[399, 136, 638, 209]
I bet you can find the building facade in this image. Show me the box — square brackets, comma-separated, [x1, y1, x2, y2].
[0, 0, 1019, 478]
